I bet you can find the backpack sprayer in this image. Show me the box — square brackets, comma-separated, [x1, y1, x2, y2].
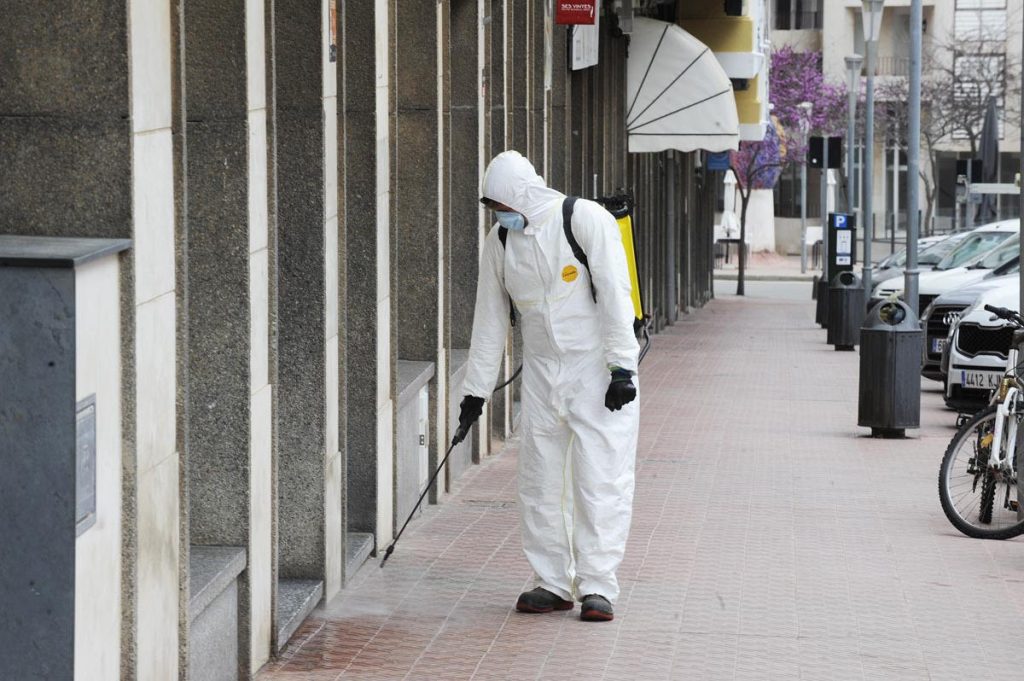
[380, 193, 649, 567]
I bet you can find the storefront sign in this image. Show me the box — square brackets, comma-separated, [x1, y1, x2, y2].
[569, 0, 600, 70]
[556, 1, 597, 25]
[707, 152, 731, 171]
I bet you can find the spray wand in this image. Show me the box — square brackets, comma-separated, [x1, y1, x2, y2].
[379, 424, 471, 567]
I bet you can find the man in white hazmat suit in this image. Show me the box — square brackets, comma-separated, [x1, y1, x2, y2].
[457, 150, 640, 622]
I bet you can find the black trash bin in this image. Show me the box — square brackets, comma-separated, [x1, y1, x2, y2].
[858, 300, 923, 438]
[827, 271, 865, 351]
[815, 276, 830, 327]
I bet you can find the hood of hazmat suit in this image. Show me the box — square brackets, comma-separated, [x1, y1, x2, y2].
[464, 150, 640, 604]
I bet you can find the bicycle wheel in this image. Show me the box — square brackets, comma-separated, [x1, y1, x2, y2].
[938, 405, 1024, 540]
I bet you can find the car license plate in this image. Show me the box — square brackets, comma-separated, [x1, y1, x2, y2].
[931, 338, 946, 354]
[960, 370, 1002, 390]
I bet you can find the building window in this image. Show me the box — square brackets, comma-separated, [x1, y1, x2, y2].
[774, 0, 823, 30]
[955, 0, 1007, 42]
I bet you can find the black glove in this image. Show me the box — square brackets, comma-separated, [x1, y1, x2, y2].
[457, 395, 485, 439]
[604, 369, 636, 411]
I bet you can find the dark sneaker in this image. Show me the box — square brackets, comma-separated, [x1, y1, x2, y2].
[515, 587, 574, 613]
[580, 594, 614, 622]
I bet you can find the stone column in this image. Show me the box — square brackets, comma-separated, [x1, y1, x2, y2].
[271, 0, 328, 590]
[178, 0, 274, 672]
[127, 2, 182, 678]
[527, 0, 544, 168]
[549, 21, 568, 191]
[448, 0, 481, 475]
[321, 0, 343, 605]
[394, 0, 444, 504]
[510, 1, 528, 154]
[484, 0, 511, 445]
[344, 0, 396, 547]
[568, 69, 588, 197]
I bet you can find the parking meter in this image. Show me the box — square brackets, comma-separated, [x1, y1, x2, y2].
[827, 212, 857, 281]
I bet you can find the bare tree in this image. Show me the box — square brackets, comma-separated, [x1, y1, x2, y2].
[874, 15, 1020, 233]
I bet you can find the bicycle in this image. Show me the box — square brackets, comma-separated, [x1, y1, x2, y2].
[938, 304, 1024, 539]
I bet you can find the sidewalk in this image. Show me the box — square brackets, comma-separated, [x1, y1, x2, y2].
[258, 291, 1024, 681]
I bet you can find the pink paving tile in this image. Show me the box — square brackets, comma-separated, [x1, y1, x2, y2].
[258, 292, 1024, 681]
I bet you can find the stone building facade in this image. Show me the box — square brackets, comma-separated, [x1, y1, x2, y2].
[1, 1, 731, 678]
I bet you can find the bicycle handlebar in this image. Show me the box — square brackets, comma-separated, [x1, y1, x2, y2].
[984, 304, 1024, 325]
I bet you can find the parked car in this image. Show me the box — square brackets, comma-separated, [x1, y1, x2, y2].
[873, 234, 962, 286]
[871, 220, 1020, 311]
[921, 255, 1021, 382]
[944, 276, 1021, 412]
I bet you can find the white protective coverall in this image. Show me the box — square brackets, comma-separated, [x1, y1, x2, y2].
[462, 151, 640, 602]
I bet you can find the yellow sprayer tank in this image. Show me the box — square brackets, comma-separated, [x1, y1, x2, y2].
[597, 195, 646, 333]
[616, 212, 644, 324]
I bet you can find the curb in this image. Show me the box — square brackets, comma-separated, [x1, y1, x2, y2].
[714, 274, 816, 282]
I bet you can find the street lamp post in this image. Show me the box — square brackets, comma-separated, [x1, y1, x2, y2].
[845, 54, 863, 260]
[800, 101, 813, 274]
[861, 0, 885, 295]
[905, 0, 922, 317]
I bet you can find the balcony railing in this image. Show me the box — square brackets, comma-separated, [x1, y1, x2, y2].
[876, 56, 910, 77]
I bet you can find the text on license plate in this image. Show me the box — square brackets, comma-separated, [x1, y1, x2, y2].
[931, 338, 946, 353]
[960, 370, 1002, 389]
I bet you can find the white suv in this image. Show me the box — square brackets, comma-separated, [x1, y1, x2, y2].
[945, 276, 1021, 413]
[919, 239, 1021, 381]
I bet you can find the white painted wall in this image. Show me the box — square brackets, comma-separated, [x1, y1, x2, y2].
[322, 0, 344, 601]
[246, 0, 273, 669]
[476, 0, 490, 458]
[376, 0, 396, 546]
[744, 188, 778, 252]
[128, 0, 180, 677]
[74, 256, 123, 681]
[435, 0, 449, 499]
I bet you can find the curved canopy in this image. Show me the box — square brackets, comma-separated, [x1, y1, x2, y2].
[626, 18, 740, 154]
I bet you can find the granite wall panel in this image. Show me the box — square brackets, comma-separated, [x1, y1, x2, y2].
[344, 1, 387, 537]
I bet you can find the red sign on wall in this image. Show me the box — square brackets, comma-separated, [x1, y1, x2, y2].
[556, 1, 598, 25]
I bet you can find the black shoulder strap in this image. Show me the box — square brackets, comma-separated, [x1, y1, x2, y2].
[562, 197, 597, 303]
[496, 226, 516, 327]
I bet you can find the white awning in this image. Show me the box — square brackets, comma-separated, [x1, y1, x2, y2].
[626, 18, 740, 154]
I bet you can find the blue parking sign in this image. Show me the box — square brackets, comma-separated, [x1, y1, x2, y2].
[829, 212, 853, 229]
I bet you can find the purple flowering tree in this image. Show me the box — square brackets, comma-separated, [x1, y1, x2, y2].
[728, 48, 848, 296]
[770, 47, 848, 154]
[729, 121, 789, 295]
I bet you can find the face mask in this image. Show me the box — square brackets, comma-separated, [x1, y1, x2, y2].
[495, 210, 526, 231]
